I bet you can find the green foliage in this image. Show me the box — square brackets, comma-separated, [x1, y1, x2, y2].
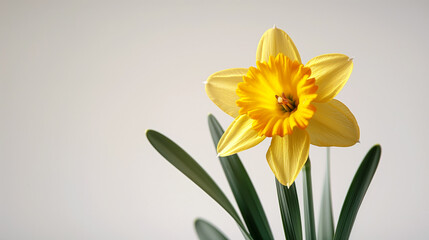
[334, 145, 382, 240]
[195, 218, 229, 240]
[146, 130, 252, 240]
[147, 116, 381, 240]
[302, 159, 316, 240]
[276, 180, 302, 240]
[318, 148, 335, 240]
[208, 114, 273, 240]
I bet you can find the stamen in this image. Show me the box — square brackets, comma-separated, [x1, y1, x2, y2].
[275, 93, 296, 112]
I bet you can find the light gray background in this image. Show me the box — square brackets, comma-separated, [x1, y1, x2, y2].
[1, 1, 428, 239]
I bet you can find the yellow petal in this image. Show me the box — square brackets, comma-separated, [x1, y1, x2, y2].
[305, 54, 353, 102]
[256, 27, 301, 64]
[266, 128, 309, 187]
[205, 68, 248, 118]
[307, 99, 359, 147]
[217, 115, 265, 156]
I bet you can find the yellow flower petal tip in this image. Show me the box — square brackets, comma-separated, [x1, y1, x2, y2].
[216, 115, 265, 156]
[205, 27, 359, 186]
[205, 68, 248, 118]
[305, 54, 354, 102]
[267, 130, 309, 187]
[256, 28, 302, 63]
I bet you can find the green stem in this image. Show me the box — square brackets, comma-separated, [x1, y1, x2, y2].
[276, 179, 302, 240]
[318, 147, 334, 240]
[302, 158, 316, 240]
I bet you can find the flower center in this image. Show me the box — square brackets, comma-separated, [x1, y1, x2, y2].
[236, 53, 318, 137]
[276, 93, 296, 112]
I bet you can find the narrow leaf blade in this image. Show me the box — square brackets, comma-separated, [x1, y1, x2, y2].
[146, 129, 252, 240]
[334, 145, 382, 240]
[302, 159, 316, 240]
[276, 180, 303, 240]
[318, 147, 334, 240]
[208, 114, 274, 240]
[195, 218, 229, 240]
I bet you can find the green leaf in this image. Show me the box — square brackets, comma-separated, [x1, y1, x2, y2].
[302, 159, 316, 240]
[318, 147, 334, 240]
[334, 145, 382, 240]
[208, 114, 274, 240]
[276, 180, 303, 240]
[146, 130, 252, 240]
[195, 218, 229, 240]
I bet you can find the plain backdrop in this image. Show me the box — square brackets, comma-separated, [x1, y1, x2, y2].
[1, 1, 429, 239]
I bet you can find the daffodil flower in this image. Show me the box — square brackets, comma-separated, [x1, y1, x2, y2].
[205, 26, 359, 187]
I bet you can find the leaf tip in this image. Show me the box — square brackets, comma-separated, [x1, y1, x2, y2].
[145, 129, 154, 137]
[371, 144, 382, 154]
[194, 218, 202, 227]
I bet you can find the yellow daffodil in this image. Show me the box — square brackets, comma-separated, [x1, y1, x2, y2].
[205, 26, 359, 187]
